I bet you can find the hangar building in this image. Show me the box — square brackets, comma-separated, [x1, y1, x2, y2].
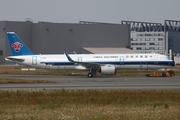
[0, 21, 130, 64]
[122, 20, 180, 56]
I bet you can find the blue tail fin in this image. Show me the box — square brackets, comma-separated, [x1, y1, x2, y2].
[7, 32, 34, 56]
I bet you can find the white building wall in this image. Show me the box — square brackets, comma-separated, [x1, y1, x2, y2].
[130, 32, 165, 54]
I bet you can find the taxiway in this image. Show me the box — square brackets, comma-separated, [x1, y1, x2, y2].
[0, 74, 180, 90]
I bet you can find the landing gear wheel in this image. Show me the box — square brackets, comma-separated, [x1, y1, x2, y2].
[162, 74, 166, 77]
[146, 74, 150, 77]
[88, 73, 93, 78]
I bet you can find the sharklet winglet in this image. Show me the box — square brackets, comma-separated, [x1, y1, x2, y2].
[64, 52, 74, 62]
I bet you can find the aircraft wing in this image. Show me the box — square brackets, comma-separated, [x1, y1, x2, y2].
[64, 52, 101, 69]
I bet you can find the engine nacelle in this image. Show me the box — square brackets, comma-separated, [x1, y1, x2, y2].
[99, 65, 116, 75]
[75, 66, 87, 70]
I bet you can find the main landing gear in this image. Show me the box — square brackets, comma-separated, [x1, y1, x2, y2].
[88, 68, 96, 78]
[88, 73, 93, 77]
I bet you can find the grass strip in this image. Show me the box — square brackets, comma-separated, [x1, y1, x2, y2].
[0, 89, 180, 120]
[1, 67, 180, 76]
[0, 78, 56, 84]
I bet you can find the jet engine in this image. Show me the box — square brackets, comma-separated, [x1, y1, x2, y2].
[99, 65, 116, 75]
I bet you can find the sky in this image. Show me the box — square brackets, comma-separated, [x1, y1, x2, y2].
[0, 0, 180, 24]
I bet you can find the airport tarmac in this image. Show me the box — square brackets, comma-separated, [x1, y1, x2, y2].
[0, 74, 180, 90]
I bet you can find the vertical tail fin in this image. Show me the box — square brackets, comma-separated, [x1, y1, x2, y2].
[7, 32, 34, 56]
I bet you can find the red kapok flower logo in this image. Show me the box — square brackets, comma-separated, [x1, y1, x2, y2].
[11, 42, 23, 52]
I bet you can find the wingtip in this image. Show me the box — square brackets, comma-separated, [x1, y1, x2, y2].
[64, 52, 68, 57]
[64, 52, 67, 55]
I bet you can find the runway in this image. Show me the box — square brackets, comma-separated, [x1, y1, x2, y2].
[0, 74, 180, 90]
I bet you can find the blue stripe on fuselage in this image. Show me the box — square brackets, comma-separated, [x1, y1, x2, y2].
[42, 61, 174, 67]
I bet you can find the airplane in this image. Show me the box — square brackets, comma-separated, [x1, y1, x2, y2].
[5, 32, 175, 77]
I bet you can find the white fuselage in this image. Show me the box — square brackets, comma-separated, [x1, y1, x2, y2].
[6, 53, 174, 70]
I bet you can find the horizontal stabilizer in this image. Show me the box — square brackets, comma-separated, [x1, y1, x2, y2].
[5, 57, 24, 62]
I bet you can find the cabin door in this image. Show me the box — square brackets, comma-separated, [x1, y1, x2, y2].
[78, 57, 82, 62]
[120, 56, 124, 66]
[154, 54, 159, 61]
[32, 56, 37, 65]
[77, 57, 82, 66]
[140, 62, 144, 69]
[140, 62, 148, 69]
